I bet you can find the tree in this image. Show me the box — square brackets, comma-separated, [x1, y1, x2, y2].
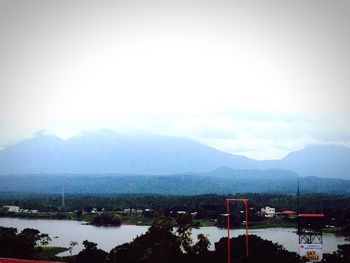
[110, 212, 183, 263]
[214, 235, 299, 263]
[194, 234, 210, 255]
[69, 241, 78, 256]
[91, 213, 121, 226]
[39, 233, 51, 246]
[0, 227, 18, 258]
[0, 227, 51, 259]
[176, 212, 194, 254]
[75, 240, 108, 263]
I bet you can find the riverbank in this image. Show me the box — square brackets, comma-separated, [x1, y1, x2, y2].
[39, 246, 69, 260]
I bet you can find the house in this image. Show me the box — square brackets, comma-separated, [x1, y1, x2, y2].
[177, 211, 187, 214]
[281, 210, 297, 219]
[261, 206, 276, 218]
[3, 206, 20, 213]
[0, 258, 66, 263]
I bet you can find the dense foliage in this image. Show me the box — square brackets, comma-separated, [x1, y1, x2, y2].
[0, 226, 51, 259]
[1, 173, 350, 195]
[91, 213, 122, 226]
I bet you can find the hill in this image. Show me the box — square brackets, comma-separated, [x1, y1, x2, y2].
[0, 131, 256, 175]
[0, 131, 349, 179]
[1, 170, 350, 195]
[260, 145, 350, 179]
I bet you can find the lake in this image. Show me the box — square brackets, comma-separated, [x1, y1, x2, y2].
[0, 217, 348, 256]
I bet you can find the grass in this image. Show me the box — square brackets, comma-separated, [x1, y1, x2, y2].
[248, 219, 296, 229]
[194, 219, 217, 227]
[323, 226, 344, 234]
[38, 246, 69, 260]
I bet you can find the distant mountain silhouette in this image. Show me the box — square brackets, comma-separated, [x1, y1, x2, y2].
[259, 145, 350, 179]
[0, 130, 349, 179]
[0, 130, 256, 175]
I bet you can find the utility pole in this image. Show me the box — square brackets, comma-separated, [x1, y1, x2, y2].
[62, 189, 65, 208]
[226, 198, 249, 263]
[297, 179, 300, 214]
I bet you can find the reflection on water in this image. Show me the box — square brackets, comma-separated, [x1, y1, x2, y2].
[0, 217, 348, 255]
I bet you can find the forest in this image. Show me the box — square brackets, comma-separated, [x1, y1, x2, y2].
[1, 173, 350, 195]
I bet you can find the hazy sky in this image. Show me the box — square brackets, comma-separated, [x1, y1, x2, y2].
[1, 0, 349, 160]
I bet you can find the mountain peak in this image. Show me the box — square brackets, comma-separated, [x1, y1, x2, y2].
[0, 132, 349, 179]
[0, 131, 257, 175]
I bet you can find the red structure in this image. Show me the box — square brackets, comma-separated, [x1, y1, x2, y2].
[0, 259, 65, 263]
[297, 213, 324, 262]
[298, 213, 324, 244]
[299, 213, 325, 218]
[226, 198, 249, 263]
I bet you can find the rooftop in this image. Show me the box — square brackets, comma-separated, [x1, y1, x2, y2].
[298, 213, 324, 218]
[281, 210, 297, 214]
[0, 258, 65, 263]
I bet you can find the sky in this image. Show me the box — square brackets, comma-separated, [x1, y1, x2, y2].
[0, 0, 349, 160]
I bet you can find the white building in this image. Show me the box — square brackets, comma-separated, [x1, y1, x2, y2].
[261, 206, 276, 218]
[4, 205, 20, 213]
[177, 211, 187, 214]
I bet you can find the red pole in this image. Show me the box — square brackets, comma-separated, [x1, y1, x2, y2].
[227, 199, 230, 263]
[226, 198, 249, 262]
[244, 200, 249, 256]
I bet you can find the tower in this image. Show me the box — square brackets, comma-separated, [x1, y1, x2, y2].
[297, 213, 324, 262]
[61, 189, 65, 208]
[297, 179, 300, 214]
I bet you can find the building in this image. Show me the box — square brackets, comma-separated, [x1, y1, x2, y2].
[281, 210, 297, 219]
[177, 211, 187, 214]
[3, 206, 20, 213]
[261, 206, 276, 218]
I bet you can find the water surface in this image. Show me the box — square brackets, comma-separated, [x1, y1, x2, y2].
[0, 217, 348, 255]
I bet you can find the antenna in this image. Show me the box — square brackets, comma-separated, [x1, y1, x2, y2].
[297, 178, 300, 214]
[62, 189, 65, 208]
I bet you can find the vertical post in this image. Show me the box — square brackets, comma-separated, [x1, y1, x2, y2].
[244, 200, 249, 256]
[62, 189, 65, 208]
[226, 198, 249, 262]
[227, 199, 231, 263]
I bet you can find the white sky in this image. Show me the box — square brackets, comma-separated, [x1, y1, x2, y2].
[0, 0, 349, 159]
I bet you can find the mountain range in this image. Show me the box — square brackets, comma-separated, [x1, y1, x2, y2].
[0, 130, 350, 180]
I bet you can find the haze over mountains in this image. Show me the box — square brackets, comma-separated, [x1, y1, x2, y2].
[0, 130, 349, 180]
[1, 172, 350, 195]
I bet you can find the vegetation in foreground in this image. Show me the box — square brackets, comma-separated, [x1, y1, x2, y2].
[0, 226, 68, 260]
